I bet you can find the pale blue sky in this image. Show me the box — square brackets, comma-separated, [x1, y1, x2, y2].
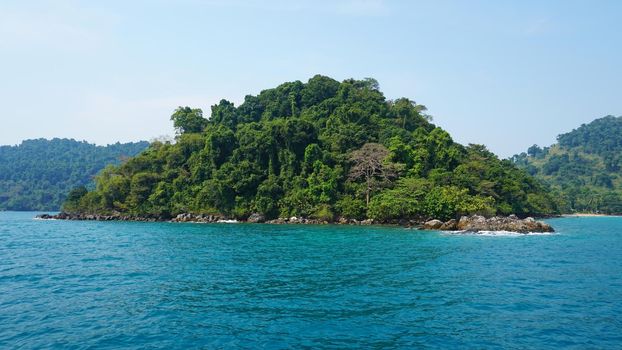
[1, 0, 620, 157]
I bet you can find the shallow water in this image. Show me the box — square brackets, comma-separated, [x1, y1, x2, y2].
[1, 212, 621, 349]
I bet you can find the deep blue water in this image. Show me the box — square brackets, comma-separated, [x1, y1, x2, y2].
[1, 212, 621, 349]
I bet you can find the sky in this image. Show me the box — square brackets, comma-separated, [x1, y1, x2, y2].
[0, 0, 620, 158]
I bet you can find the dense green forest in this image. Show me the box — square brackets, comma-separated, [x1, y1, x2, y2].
[64, 76, 558, 221]
[0, 139, 149, 211]
[512, 116, 622, 214]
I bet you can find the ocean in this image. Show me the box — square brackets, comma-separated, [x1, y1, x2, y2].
[1, 212, 621, 349]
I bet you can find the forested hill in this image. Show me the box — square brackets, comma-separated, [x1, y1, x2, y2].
[64, 76, 557, 221]
[512, 116, 622, 214]
[0, 139, 149, 211]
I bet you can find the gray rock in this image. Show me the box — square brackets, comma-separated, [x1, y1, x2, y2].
[266, 218, 286, 224]
[247, 213, 265, 223]
[452, 214, 554, 233]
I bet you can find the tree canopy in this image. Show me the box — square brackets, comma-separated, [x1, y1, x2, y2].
[0, 139, 149, 211]
[64, 75, 558, 221]
[512, 115, 622, 214]
[171, 107, 208, 134]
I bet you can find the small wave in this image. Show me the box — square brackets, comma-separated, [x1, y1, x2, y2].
[217, 219, 239, 224]
[444, 230, 556, 237]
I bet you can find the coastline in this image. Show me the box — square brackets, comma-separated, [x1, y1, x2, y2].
[35, 212, 555, 233]
[34, 212, 396, 226]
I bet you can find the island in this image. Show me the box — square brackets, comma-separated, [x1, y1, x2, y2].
[39, 76, 559, 232]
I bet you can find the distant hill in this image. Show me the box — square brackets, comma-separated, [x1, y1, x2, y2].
[0, 138, 149, 211]
[512, 116, 622, 214]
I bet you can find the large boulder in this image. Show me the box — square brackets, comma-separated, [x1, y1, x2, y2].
[423, 219, 444, 230]
[440, 219, 457, 230]
[247, 213, 265, 223]
[360, 219, 374, 225]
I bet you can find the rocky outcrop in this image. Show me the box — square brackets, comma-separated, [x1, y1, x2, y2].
[423, 214, 554, 233]
[246, 213, 266, 223]
[264, 217, 376, 225]
[439, 219, 457, 230]
[423, 219, 443, 230]
[170, 213, 223, 223]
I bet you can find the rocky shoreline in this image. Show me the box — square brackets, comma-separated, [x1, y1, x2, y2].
[36, 212, 554, 233]
[422, 214, 554, 233]
[35, 212, 383, 225]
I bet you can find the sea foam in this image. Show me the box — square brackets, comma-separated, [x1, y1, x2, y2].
[443, 230, 556, 236]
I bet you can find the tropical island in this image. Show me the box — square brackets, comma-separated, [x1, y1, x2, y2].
[39, 75, 559, 231]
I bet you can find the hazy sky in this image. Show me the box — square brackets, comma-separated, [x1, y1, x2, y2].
[1, 0, 620, 157]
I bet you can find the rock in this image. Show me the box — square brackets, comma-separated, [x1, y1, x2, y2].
[423, 219, 444, 230]
[450, 214, 554, 233]
[457, 215, 486, 231]
[440, 219, 457, 230]
[266, 218, 286, 224]
[169, 213, 225, 223]
[360, 219, 373, 225]
[247, 213, 265, 223]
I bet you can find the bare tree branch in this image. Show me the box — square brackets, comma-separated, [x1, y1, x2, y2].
[348, 143, 398, 206]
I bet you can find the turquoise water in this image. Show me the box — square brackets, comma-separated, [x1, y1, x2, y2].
[1, 212, 621, 349]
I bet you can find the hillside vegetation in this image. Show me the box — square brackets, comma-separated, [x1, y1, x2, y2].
[64, 76, 557, 221]
[512, 116, 622, 214]
[0, 139, 149, 211]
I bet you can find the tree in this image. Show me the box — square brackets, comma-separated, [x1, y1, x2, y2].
[301, 75, 340, 107]
[171, 107, 207, 134]
[391, 98, 429, 130]
[62, 186, 88, 212]
[348, 143, 399, 206]
[527, 144, 542, 158]
[210, 100, 239, 129]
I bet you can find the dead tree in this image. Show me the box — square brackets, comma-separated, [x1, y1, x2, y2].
[348, 143, 398, 206]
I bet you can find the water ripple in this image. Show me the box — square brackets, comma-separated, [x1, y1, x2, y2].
[1, 213, 621, 349]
